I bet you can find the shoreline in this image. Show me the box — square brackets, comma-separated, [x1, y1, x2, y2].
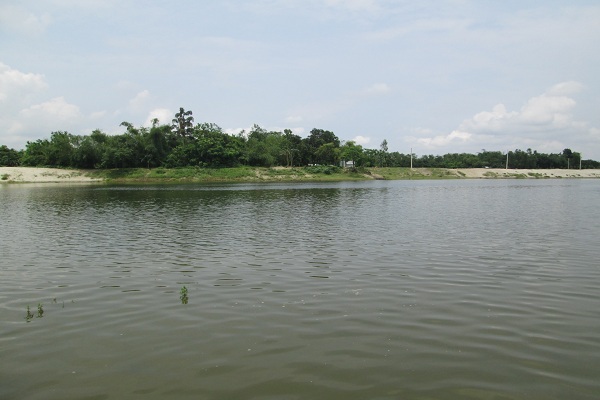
[0, 167, 103, 183]
[2, 166, 600, 184]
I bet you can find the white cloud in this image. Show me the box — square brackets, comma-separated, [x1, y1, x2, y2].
[0, 62, 47, 104]
[0, 66, 105, 141]
[352, 135, 371, 145]
[144, 108, 172, 127]
[417, 130, 471, 148]
[19, 97, 82, 128]
[461, 82, 582, 134]
[290, 127, 306, 136]
[465, 104, 518, 133]
[224, 127, 251, 137]
[128, 90, 152, 113]
[0, 63, 60, 147]
[1, 96, 83, 146]
[519, 94, 575, 127]
[546, 81, 584, 96]
[415, 81, 598, 156]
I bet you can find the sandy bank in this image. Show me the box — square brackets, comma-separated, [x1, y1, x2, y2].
[0, 167, 102, 183]
[1, 166, 599, 183]
[453, 168, 600, 179]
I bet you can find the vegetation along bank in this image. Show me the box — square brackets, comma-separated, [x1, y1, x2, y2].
[2, 108, 599, 175]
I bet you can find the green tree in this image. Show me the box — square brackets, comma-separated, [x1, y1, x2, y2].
[47, 131, 75, 167]
[22, 139, 52, 166]
[244, 125, 284, 167]
[314, 142, 340, 165]
[477, 150, 505, 168]
[71, 135, 102, 168]
[361, 148, 379, 167]
[0, 145, 21, 166]
[193, 123, 243, 167]
[379, 139, 388, 167]
[171, 107, 194, 140]
[280, 129, 302, 167]
[166, 123, 244, 168]
[340, 141, 364, 167]
[305, 128, 340, 164]
[146, 124, 172, 167]
[563, 148, 573, 169]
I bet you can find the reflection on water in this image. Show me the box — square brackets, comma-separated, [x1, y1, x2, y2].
[1, 180, 600, 399]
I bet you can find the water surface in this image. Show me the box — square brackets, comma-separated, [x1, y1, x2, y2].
[1, 179, 599, 399]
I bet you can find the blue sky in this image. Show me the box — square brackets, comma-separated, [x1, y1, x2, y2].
[2, 0, 599, 159]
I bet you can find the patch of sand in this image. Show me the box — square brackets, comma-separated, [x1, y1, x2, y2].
[0, 167, 102, 183]
[454, 168, 600, 179]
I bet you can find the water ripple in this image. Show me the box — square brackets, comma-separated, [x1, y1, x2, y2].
[2, 180, 600, 399]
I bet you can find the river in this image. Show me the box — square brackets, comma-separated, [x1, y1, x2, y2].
[1, 179, 599, 399]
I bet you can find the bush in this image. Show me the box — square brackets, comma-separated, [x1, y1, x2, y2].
[305, 165, 340, 175]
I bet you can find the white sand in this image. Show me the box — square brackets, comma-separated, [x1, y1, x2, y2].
[454, 168, 600, 179]
[0, 167, 102, 183]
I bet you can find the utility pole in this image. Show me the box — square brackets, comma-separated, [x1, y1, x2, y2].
[410, 148, 413, 169]
[506, 151, 509, 169]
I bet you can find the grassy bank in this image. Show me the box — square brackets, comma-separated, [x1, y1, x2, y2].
[4, 166, 598, 183]
[74, 166, 589, 183]
[85, 166, 376, 183]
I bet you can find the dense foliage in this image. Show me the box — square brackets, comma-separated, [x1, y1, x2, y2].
[1, 108, 598, 169]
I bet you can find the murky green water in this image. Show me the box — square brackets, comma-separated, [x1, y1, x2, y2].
[1, 179, 599, 399]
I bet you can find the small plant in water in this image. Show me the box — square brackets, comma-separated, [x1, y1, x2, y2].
[37, 303, 44, 318]
[25, 305, 34, 322]
[180, 286, 189, 304]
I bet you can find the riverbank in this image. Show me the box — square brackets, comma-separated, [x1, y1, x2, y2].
[0, 167, 103, 183]
[2, 166, 600, 183]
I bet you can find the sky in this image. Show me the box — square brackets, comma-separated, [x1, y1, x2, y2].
[1, 0, 600, 159]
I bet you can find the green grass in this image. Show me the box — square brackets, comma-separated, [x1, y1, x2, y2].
[87, 167, 258, 182]
[180, 286, 189, 304]
[82, 166, 571, 183]
[86, 166, 375, 183]
[370, 167, 463, 180]
[25, 305, 34, 322]
[97, 166, 476, 183]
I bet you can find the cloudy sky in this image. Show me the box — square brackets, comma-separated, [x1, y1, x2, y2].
[2, 0, 599, 159]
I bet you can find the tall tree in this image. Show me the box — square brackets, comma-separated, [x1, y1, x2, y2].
[281, 129, 302, 167]
[171, 107, 194, 140]
[563, 148, 573, 169]
[379, 139, 388, 167]
[305, 128, 340, 164]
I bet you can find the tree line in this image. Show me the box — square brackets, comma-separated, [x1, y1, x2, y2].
[1, 108, 598, 169]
